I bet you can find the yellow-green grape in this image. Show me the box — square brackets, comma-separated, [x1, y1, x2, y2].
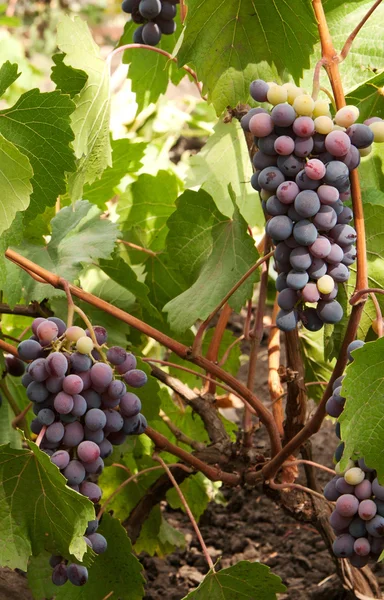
[313, 99, 330, 118]
[65, 326, 86, 342]
[292, 94, 315, 116]
[332, 125, 346, 132]
[76, 336, 94, 354]
[317, 274, 334, 294]
[335, 459, 355, 475]
[344, 467, 365, 485]
[314, 116, 334, 134]
[359, 145, 372, 157]
[334, 105, 359, 128]
[260, 188, 273, 201]
[282, 83, 305, 104]
[369, 121, 384, 143]
[266, 85, 288, 105]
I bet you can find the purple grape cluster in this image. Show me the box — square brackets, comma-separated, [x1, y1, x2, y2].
[122, 0, 179, 46]
[323, 340, 384, 568]
[18, 317, 148, 587]
[242, 79, 384, 332]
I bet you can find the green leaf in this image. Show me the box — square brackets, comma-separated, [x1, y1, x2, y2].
[182, 560, 286, 599]
[0, 89, 76, 222]
[134, 505, 185, 557]
[300, 328, 335, 401]
[144, 251, 187, 311]
[27, 552, 58, 600]
[167, 473, 210, 521]
[0, 440, 94, 570]
[83, 139, 146, 208]
[0, 61, 20, 97]
[339, 339, 384, 478]
[323, 281, 351, 362]
[54, 514, 145, 600]
[118, 170, 180, 251]
[186, 118, 263, 226]
[51, 53, 88, 98]
[346, 72, 384, 122]
[359, 145, 384, 194]
[0, 390, 22, 449]
[177, 1, 317, 114]
[163, 189, 259, 332]
[120, 19, 183, 113]
[56, 15, 112, 201]
[0, 133, 33, 237]
[15, 200, 119, 303]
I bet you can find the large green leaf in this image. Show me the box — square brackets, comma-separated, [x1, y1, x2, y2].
[182, 560, 286, 599]
[15, 200, 119, 303]
[54, 514, 145, 600]
[163, 189, 259, 332]
[56, 16, 112, 202]
[178, 1, 317, 114]
[0, 89, 76, 222]
[0, 441, 94, 570]
[359, 145, 384, 195]
[0, 133, 33, 237]
[186, 118, 263, 227]
[346, 72, 384, 122]
[83, 139, 146, 208]
[340, 339, 384, 478]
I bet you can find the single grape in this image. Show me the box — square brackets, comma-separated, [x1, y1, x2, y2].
[86, 326, 107, 346]
[17, 339, 42, 361]
[87, 532, 107, 554]
[99, 438, 113, 459]
[366, 514, 384, 537]
[90, 363, 113, 389]
[266, 85, 287, 105]
[308, 258, 327, 280]
[293, 94, 315, 116]
[317, 275, 334, 295]
[342, 246, 357, 268]
[37, 408, 55, 426]
[353, 537, 370, 557]
[269, 103, 295, 128]
[368, 120, 384, 142]
[124, 369, 148, 388]
[336, 494, 359, 517]
[5, 355, 25, 377]
[330, 224, 357, 246]
[277, 154, 305, 177]
[335, 477, 354, 495]
[334, 442, 345, 462]
[27, 381, 49, 403]
[65, 326, 86, 343]
[249, 79, 269, 102]
[67, 564, 88, 586]
[334, 105, 359, 128]
[347, 340, 365, 362]
[36, 321, 58, 346]
[266, 216, 293, 241]
[253, 151, 278, 170]
[314, 115, 333, 135]
[323, 478, 340, 501]
[46, 352, 68, 378]
[310, 237, 332, 259]
[325, 243, 344, 264]
[31, 418, 43, 435]
[305, 159, 326, 180]
[54, 392, 74, 415]
[276, 181, 299, 205]
[325, 131, 351, 157]
[275, 308, 299, 332]
[119, 392, 142, 418]
[241, 108, 267, 132]
[106, 346, 127, 366]
[249, 113, 274, 137]
[79, 481, 102, 504]
[313, 205, 337, 231]
[49, 554, 63, 569]
[85, 408, 107, 431]
[289, 247, 312, 271]
[337, 206, 354, 225]
[84, 456, 104, 475]
[327, 263, 350, 283]
[64, 460, 86, 486]
[142, 22, 162, 45]
[312, 132, 327, 152]
[325, 396, 344, 418]
[70, 352, 92, 373]
[301, 283, 320, 303]
[274, 135, 295, 156]
[294, 136, 314, 158]
[358, 457, 374, 472]
[77, 440, 101, 463]
[277, 288, 298, 311]
[258, 167, 285, 191]
[323, 161, 350, 190]
[358, 499, 377, 521]
[71, 394, 87, 417]
[313, 98, 330, 117]
[300, 308, 323, 332]
[294, 190, 320, 218]
[354, 480, 372, 501]
[266, 196, 289, 216]
[47, 317, 66, 337]
[276, 273, 288, 291]
[333, 533, 355, 557]
[293, 220, 318, 246]
[295, 169, 320, 191]
[21, 372, 33, 388]
[62, 421, 84, 447]
[76, 336, 94, 355]
[84, 427, 104, 444]
[103, 409, 124, 433]
[62, 374, 84, 396]
[292, 116, 314, 137]
[52, 564, 68, 586]
[46, 422, 65, 444]
[32, 317, 46, 335]
[83, 389, 102, 409]
[339, 145, 360, 171]
[29, 358, 48, 383]
[51, 450, 70, 470]
[317, 300, 343, 324]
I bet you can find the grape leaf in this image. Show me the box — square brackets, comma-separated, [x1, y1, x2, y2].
[14, 200, 119, 303]
[346, 72, 384, 122]
[0, 89, 76, 222]
[182, 560, 286, 599]
[83, 139, 147, 208]
[186, 118, 263, 227]
[0, 133, 33, 237]
[177, 0, 317, 114]
[0, 61, 20, 97]
[27, 551, 58, 600]
[134, 505, 185, 557]
[300, 328, 335, 402]
[0, 394, 22, 449]
[359, 144, 384, 194]
[167, 473, 210, 521]
[56, 15, 112, 202]
[54, 514, 145, 600]
[51, 53, 88, 98]
[144, 251, 187, 311]
[163, 189, 259, 332]
[339, 339, 384, 478]
[0, 440, 94, 570]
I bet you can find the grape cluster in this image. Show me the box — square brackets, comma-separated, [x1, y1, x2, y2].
[242, 80, 384, 333]
[122, 0, 179, 46]
[18, 317, 148, 587]
[323, 339, 384, 568]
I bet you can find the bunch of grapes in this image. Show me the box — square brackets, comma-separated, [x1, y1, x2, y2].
[322, 339, 384, 568]
[17, 316, 148, 587]
[121, 0, 179, 46]
[241, 79, 384, 333]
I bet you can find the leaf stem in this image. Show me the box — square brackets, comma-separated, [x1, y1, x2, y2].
[204, 303, 232, 395]
[350, 287, 384, 304]
[118, 239, 158, 257]
[35, 425, 47, 448]
[153, 453, 215, 571]
[283, 459, 336, 475]
[338, 0, 383, 62]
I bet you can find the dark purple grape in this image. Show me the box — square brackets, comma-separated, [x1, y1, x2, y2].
[67, 564, 88, 586]
[84, 427, 104, 444]
[294, 136, 314, 158]
[266, 216, 293, 241]
[293, 220, 318, 246]
[330, 510, 352, 533]
[22, 372, 33, 388]
[355, 479, 372, 501]
[36, 321, 58, 346]
[257, 134, 278, 155]
[366, 515, 384, 537]
[77, 440, 100, 463]
[241, 108, 268, 132]
[72, 394, 87, 417]
[347, 339, 365, 362]
[160, 1, 176, 19]
[46, 352, 68, 378]
[301, 283, 320, 303]
[330, 224, 357, 246]
[277, 288, 298, 310]
[63, 460, 86, 485]
[87, 532, 107, 553]
[349, 553, 369, 568]
[335, 478, 354, 495]
[335, 494, 359, 517]
[277, 154, 305, 177]
[62, 421, 84, 447]
[142, 22, 162, 45]
[333, 534, 355, 557]
[271, 103, 296, 127]
[326, 395, 344, 418]
[258, 167, 285, 191]
[82, 389, 101, 409]
[249, 79, 269, 103]
[295, 169, 320, 191]
[46, 376, 64, 394]
[52, 564, 68, 586]
[70, 352, 92, 373]
[312, 133, 326, 153]
[31, 418, 43, 435]
[122, 0, 137, 12]
[103, 409, 124, 433]
[27, 381, 49, 403]
[47, 317, 66, 337]
[108, 430, 127, 445]
[275, 308, 299, 332]
[85, 408, 107, 432]
[37, 408, 55, 426]
[300, 308, 323, 332]
[49, 554, 63, 568]
[313, 205, 337, 231]
[276, 181, 300, 205]
[317, 300, 343, 324]
[79, 481, 102, 503]
[98, 438, 113, 458]
[327, 263, 350, 283]
[349, 517, 367, 538]
[46, 422, 65, 444]
[54, 392, 74, 415]
[347, 123, 374, 148]
[106, 346, 127, 365]
[294, 190, 320, 218]
[63, 374, 83, 395]
[276, 273, 288, 291]
[325, 243, 344, 264]
[78, 370, 91, 391]
[51, 450, 70, 470]
[84, 456, 104, 475]
[289, 247, 312, 270]
[372, 478, 384, 501]
[324, 478, 340, 501]
[253, 151, 278, 170]
[323, 161, 350, 190]
[17, 339, 42, 361]
[86, 519, 99, 535]
[32, 317, 46, 335]
[339, 145, 360, 170]
[5, 355, 25, 377]
[90, 363, 113, 389]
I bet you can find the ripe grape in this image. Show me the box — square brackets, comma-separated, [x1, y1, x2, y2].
[37, 321, 58, 346]
[70, 352, 92, 373]
[276, 181, 299, 205]
[337, 206, 354, 225]
[266, 215, 293, 241]
[62, 421, 84, 447]
[90, 363, 113, 389]
[327, 263, 349, 283]
[77, 440, 101, 463]
[79, 481, 102, 503]
[275, 309, 299, 332]
[301, 283, 320, 303]
[330, 224, 357, 246]
[83, 389, 102, 409]
[38, 408, 55, 426]
[300, 308, 323, 332]
[312, 132, 326, 152]
[124, 369, 148, 388]
[241, 108, 267, 132]
[54, 392, 74, 415]
[326, 396, 344, 418]
[63, 375, 84, 395]
[324, 478, 340, 501]
[17, 339, 42, 361]
[47, 317, 66, 337]
[84, 427, 104, 444]
[295, 169, 320, 191]
[103, 409, 124, 433]
[51, 450, 70, 470]
[313, 205, 337, 231]
[258, 167, 285, 191]
[293, 220, 317, 245]
[325, 243, 344, 264]
[304, 158, 326, 180]
[289, 247, 311, 271]
[72, 394, 87, 417]
[142, 22, 162, 45]
[84, 456, 104, 475]
[274, 135, 295, 156]
[347, 340, 365, 361]
[323, 161, 350, 190]
[317, 300, 343, 324]
[27, 381, 49, 403]
[325, 131, 351, 157]
[270, 103, 296, 127]
[32, 317, 46, 335]
[258, 134, 279, 156]
[99, 439, 113, 459]
[333, 534, 355, 557]
[354, 537, 370, 557]
[106, 346, 127, 365]
[266, 196, 288, 216]
[249, 113, 274, 137]
[336, 494, 359, 517]
[330, 510, 352, 533]
[310, 237, 332, 259]
[277, 154, 305, 177]
[366, 515, 384, 537]
[29, 358, 48, 382]
[292, 116, 314, 137]
[76, 336, 94, 355]
[46, 352, 68, 378]
[5, 355, 25, 377]
[308, 258, 327, 279]
[294, 190, 320, 218]
[294, 136, 314, 158]
[31, 418, 43, 435]
[87, 533, 107, 554]
[67, 564, 88, 586]
[253, 151, 277, 170]
[85, 408, 107, 431]
[46, 422, 65, 444]
[139, 0, 161, 18]
[355, 480, 372, 501]
[52, 564, 68, 586]
[250, 79, 269, 102]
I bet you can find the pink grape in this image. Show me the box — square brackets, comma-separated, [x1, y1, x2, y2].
[249, 113, 274, 137]
[54, 392, 74, 415]
[304, 158, 326, 180]
[37, 321, 59, 345]
[335, 494, 359, 517]
[63, 374, 84, 395]
[90, 363, 113, 389]
[79, 482, 102, 504]
[77, 440, 100, 463]
[325, 130, 351, 157]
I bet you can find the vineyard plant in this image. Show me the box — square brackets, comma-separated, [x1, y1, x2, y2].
[1, 0, 384, 598]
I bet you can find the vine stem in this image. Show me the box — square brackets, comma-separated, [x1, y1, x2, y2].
[268, 479, 329, 502]
[12, 402, 33, 430]
[338, 0, 383, 62]
[4, 249, 282, 457]
[35, 426, 47, 448]
[153, 453, 215, 572]
[283, 459, 336, 475]
[350, 288, 384, 304]
[268, 297, 284, 437]
[107, 44, 205, 99]
[204, 303, 232, 395]
[160, 410, 206, 451]
[118, 239, 158, 257]
[97, 463, 192, 520]
[312, 58, 326, 99]
[192, 250, 274, 356]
